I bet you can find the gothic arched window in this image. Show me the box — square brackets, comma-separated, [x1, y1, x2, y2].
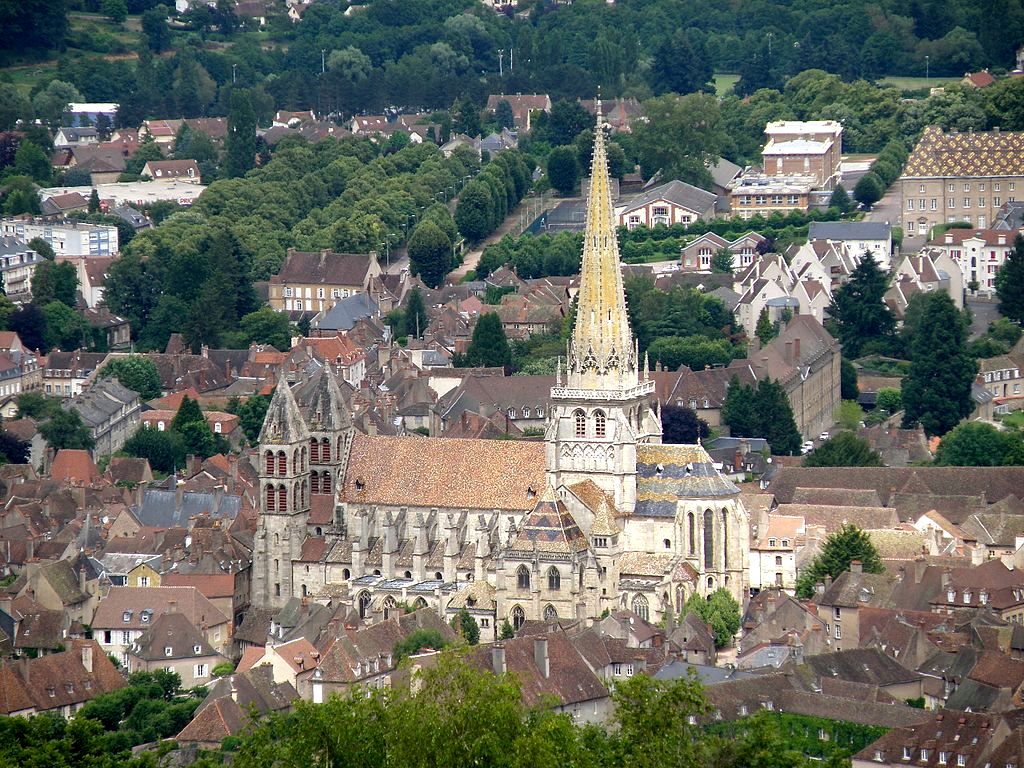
[311, 472, 320, 494]
[278, 485, 287, 513]
[277, 451, 287, 475]
[265, 451, 274, 475]
[292, 449, 299, 474]
[265, 485, 276, 511]
[383, 596, 397, 621]
[511, 605, 525, 630]
[358, 591, 371, 619]
[517, 565, 530, 590]
[703, 509, 714, 570]
[574, 409, 586, 437]
[548, 566, 561, 591]
[594, 410, 606, 437]
[632, 594, 650, 622]
[321, 437, 331, 463]
[543, 604, 558, 621]
[293, 484, 299, 511]
[413, 597, 428, 610]
[688, 512, 696, 555]
[322, 471, 332, 494]
[310, 438, 320, 464]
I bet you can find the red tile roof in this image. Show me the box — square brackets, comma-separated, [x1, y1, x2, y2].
[50, 449, 100, 484]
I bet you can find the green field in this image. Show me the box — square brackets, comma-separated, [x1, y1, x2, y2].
[879, 75, 959, 90]
[999, 410, 1024, 430]
[714, 73, 739, 96]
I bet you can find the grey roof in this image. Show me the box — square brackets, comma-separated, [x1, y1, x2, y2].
[133, 489, 241, 529]
[634, 444, 740, 517]
[655, 659, 754, 684]
[112, 205, 151, 230]
[708, 157, 743, 188]
[803, 648, 921, 687]
[131, 612, 217, 661]
[705, 437, 770, 453]
[293, 366, 351, 434]
[625, 179, 716, 215]
[808, 221, 892, 241]
[58, 127, 98, 141]
[314, 293, 380, 333]
[63, 377, 138, 428]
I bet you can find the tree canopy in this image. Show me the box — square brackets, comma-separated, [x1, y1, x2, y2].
[825, 251, 894, 359]
[803, 431, 883, 467]
[99, 356, 162, 401]
[461, 313, 511, 369]
[935, 422, 1024, 466]
[795, 524, 884, 599]
[722, 376, 802, 455]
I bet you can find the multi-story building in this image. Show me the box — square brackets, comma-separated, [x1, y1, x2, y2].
[748, 515, 805, 593]
[0, 218, 119, 257]
[268, 248, 383, 314]
[63, 376, 141, 457]
[762, 120, 844, 190]
[42, 351, 109, 397]
[925, 228, 1016, 295]
[616, 180, 717, 229]
[0, 237, 45, 297]
[728, 174, 814, 220]
[680, 231, 767, 272]
[807, 221, 893, 271]
[900, 126, 1024, 238]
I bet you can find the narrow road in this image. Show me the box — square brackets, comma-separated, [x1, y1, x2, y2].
[448, 193, 553, 283]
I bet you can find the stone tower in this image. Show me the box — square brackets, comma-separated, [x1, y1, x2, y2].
[545, 101, 662, 512]
[253, 376, 311, 609]
[303, 365, 352, 516]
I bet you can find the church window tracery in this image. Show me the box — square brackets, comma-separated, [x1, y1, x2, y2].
[703, 509, 714, 570]
[594, 410, 606, 437]
[517, 566, 531, 589]
[543, 604, 558, 621]
[548, 567, 561, 591]
[632, 594, 649, 621]
[574, 410, 586, 437]
[511, 605, 525, 630]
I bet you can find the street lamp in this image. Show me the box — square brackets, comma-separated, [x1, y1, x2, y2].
[925, 55, 930, 81]
[321, 49, 326, 75]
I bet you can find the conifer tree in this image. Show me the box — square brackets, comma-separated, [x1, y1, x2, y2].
[795, 524, 883, 598]
[755, 307, 776, 345]
[996, 234, 1024, 323]
[225, 88, 257, 179]
[826, 250, 895, 358]
[403, 288, 428, 339]
[463, 313, 511, 369]
[901, 292, 977, 436]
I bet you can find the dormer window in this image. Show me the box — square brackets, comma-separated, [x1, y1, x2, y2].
[947, 589, 955, 602]
[938, 751, 948, 765]
[123, 610, 132, 622]
[165, 646, 173, 656]
[781, 539, 789, 547]
[903, 747, 912, 760]
[193, 645, 202, 654]
[963, 590, 972, 604]
[769, 538, 777, 547]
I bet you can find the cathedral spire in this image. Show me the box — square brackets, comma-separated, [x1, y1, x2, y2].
[568, 98, 636, 391]
[258, 375, 309, 445]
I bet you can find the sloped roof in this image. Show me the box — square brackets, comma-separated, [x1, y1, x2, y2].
[50, 449, 100, 484]
[340, 435, 546, 511]
[507, 487, 589, 555]
[904, 125, 1024, 178]
[621, 179, 716, 215]
[634, 444, 740, 517]
[131, 612, 217, 661]
[272, 249, 374, 287]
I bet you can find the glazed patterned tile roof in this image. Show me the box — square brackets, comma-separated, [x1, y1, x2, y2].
[508, 487, 589, 555]
[567, 480, 620, 535]
[904, 125, 1024, 178]
[634, 444, 740, 517]
[340, 435, 545, 511]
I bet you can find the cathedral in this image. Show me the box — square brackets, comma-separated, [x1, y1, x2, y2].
[252, 106, 750, 634]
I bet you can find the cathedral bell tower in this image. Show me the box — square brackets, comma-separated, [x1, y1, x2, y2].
[304, 365, 352, 516]
[545, 101, 662, 512]
[253, 376, 311, 609]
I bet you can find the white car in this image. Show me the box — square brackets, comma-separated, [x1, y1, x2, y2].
[801, 441, 815, 454]
[819, 432, 830, 442]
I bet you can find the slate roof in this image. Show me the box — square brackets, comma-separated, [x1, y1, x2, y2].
[63, 377, 138, 430]
[904, 125, 1024, 178]
[803, 648, 921, 687]
[853, 710, 999, 768]
[258, 377, 309, 446]
[131, 612, 218, 661]
[621, 179, 717, 215]
[633, 443, 740, 517]
[133, 489, 241, 529]
[808, 221, 892, 241]
[314, 293, 380, 333]
[340, 435, 546, 511]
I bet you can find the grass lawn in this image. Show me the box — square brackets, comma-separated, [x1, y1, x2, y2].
[714, 73, 739, 97]
[999, 411, 1024, 430]
[879, 75, 959, 90]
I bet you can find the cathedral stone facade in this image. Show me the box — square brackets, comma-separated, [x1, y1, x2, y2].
[252, 105, 750, 632]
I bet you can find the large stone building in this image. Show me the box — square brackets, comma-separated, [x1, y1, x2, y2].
[899, 126, 1024, 237]
[252, 106, 750, 629]
[762, 121, 843, 190]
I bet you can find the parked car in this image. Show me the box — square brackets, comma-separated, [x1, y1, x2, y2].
[801, 441, 815, 454]
[819, 432, 830, 442]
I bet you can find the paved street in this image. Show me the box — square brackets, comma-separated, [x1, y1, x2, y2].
[967, 296, 1001, 340]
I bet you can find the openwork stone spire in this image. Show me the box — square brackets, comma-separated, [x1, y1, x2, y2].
[568, 99, 637, 392]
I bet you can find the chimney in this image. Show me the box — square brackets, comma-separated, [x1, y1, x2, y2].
[81, 642, 93, 673]
[914, 558, 926, 585]
[785, 341, 793, 362]
[534, 637, 549, 679]
[168, 598, 177, 614]
[492, 643, 506, 675]
[18, 655, 29, 684]
[793, 337, 800, 361]
[941, 568, 951, 588]
[79, 564, 86, 593]
[734, 449, 743, 472]
[201, 344, 209, 359]
[230, 676, 238, 702]
[945, 234, 954, 244]
[824, 575, 833, 589]
[850, 560, 862, 574]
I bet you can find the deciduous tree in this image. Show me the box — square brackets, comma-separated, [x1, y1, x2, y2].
[661, 404, 710, 444]
[804, 431, 882, 467]
[935, 422, 1024, 466]
[408, 220, 453, 289]
[996, 235, 1024, 323]
[99, 356, 162, 400]
[795, 523, 883, 598]
[546, 146, 580, 196]
[633, 93, 725, 187]
[39, 408, 95, 451]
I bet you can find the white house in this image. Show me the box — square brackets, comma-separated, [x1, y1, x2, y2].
[807, 221, 893, 271]
[616, 180, 717, 229]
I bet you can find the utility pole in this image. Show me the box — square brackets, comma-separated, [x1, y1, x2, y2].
[498, 49, 504, 77]
[321, 49, 326, 75]
[509, 48, 513, 74]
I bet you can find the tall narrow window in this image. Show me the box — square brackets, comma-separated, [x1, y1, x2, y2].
[277, 451, 287, 475]
[688, 512, 696, 555]
[517, 565, 530, 589]
[548, 566, 561, 591]
[311, 472, 320, 494]
[574, 409, 586, 437]
[278, 485, 287, 512]
[322, 437, 331, 463]
[721, 510, 729, 570]
[293, 449, 299, 474]
[543, 604, 558, 621]
[511, 605, 525, 630]
[632, 594, 649, 622]
[265, 484, 276, 511]
[594, 410, 606, 437]
[310, 438, 319, 463]
[703, 509, 714, 570]
[358, 591, 371, 619]
[321, 471, 332, 494]
[265, 450, 274, 475]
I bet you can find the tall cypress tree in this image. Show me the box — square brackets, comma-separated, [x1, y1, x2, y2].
[826, 250, 895, 358]
[901, 292, 977, 436]
[996, 234, 1024, 323]
[225, 88, 256, 179]
[463, 313, 511, 369]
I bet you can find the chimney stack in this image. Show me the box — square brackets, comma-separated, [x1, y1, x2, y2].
[850, 560, 862, 574]
[794, 337, 800, 361]
[81, 641, 93, 673]
[492, 643, 506, 676]
[785, 341, 793, 362]
[534, 636, 549, 679]
[168, 598, 177, 614]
